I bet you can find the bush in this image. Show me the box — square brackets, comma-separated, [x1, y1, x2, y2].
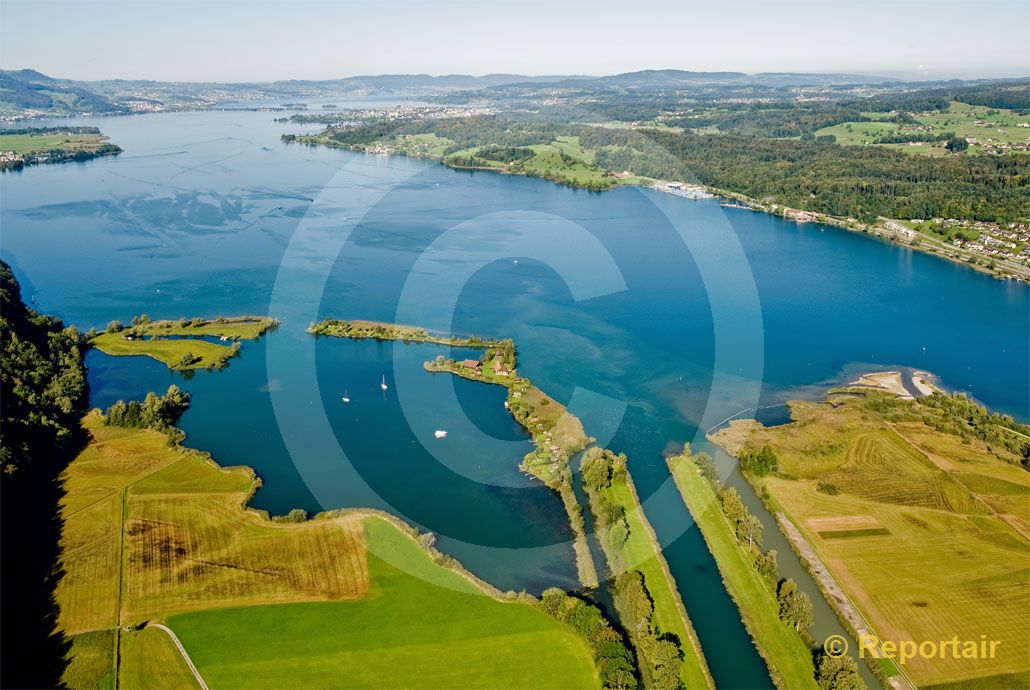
[274, 508, 308, 523]
[105, 320, 123, 334]
[175, 351, 198, 368]
[694, 450, 718, 484]
[104, 385, 190, 432]
[816, 651, 863, 690]
[741, 444, 778, 476]
[537, 588, 637, 689]
[755, 549, 778, 583]
[817, 481, 841, 495]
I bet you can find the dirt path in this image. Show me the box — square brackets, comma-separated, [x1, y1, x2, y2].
[146, 623, 209, 690]
[776, 514, 916, 690]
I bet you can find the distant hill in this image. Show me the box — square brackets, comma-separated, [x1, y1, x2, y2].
[0, 70, 127, 117]
[745, 72, 900, 86]
[0, 67, 1003, 119]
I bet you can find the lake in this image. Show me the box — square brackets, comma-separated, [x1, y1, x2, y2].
[3, 108, 1027, 689]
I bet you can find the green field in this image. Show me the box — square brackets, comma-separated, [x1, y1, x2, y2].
[0, 131, 110, 154]
[667, 453, 818, 690]
[815, 101, 1030, 156]
[57, 411, 605, 689]
[91, 332, 238, 369]
[60, 630, 116, 690]
[91, 316, 275, 370]
[118, 627, 201, 690]
[168, 518, 600, 689]
[138, 316, 278, 340]
[712, 391, 1030, 687]
[394, 132, 455, 157]
[56, 412, 371, 634]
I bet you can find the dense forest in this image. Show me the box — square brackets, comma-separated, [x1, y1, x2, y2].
[665, 103, 869, 137]
[300, 113, 1029, 222]
[0, 261, 88, 474]
[631, 128, 1028, 222]
[0, 261, 89, 687]
[854, 81, 1030, 115]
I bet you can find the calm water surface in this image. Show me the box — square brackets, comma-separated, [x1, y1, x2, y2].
[3, 109, 1027, 689]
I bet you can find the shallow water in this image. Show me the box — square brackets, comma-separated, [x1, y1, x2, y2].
[3, 108, 1027, 689]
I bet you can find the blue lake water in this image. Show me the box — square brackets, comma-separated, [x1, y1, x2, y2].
[3, 109, 1027, 689]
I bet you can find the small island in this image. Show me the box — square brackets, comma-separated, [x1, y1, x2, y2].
[0, 126, 121, 171]
[92, 315, 278, 370]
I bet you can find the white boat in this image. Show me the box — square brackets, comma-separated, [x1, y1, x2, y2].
[341, 390, 350, 403]
[380, 375, 388, 391]
[434, 430, 448, 438]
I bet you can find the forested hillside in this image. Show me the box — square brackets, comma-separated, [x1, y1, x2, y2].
[0, 260, 89, 687]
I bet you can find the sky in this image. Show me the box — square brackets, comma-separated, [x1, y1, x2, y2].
[1, 0, 1028, 82]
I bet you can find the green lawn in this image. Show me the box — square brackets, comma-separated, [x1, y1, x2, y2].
[139, 317, 277, 340]
[167, 518, 600, 689]
[667, 454, 818, 690]
[91, 331, 235, 370]
[90, 317, 274, 370]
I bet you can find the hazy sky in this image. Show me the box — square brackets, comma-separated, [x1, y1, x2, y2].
[2, 0, 1027, 82]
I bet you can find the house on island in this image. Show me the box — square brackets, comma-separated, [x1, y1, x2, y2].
[491, 360, 510, 376]
[459, 359, 482, 374]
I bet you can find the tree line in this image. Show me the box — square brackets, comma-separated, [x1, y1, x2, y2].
[581, 448, 690, 690]
[687, 449, 864, 690]
[1, 261, 90, 687]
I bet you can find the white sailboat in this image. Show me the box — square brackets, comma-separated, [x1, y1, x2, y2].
[341, 390, 350, 403]
[380, 375, 388, 391]
[434, 430, 448, 438]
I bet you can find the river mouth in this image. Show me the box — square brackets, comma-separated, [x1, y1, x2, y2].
[7, 107, 1028, 690]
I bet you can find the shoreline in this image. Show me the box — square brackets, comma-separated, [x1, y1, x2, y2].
[580, 448, 715, 690]
[286, 137, 1029, 283]
[308, 318, 600, 589]
[707, 379, 1030, 690]
[666, 452, 819, 690]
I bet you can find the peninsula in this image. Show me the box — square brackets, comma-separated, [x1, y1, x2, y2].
[308, 318, 598, 587]
[91, 316, 278, 370]
[283, 85, 1030, 283]
[710, 385, 1030, 689]
[308, 318, 716, 687]
[0, 127, 121, 171]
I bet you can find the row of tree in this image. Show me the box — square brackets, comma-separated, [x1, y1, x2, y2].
[539, 588, 638, 689]
[690, 449, 863, 690]
[865, 391, 1030, 467]
[581, 448, 687, 690]
[0, 261, 89, 475]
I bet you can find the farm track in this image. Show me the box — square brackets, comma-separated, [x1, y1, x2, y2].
[146, 623, 209, 690]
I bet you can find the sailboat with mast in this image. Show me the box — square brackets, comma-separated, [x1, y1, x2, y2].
[341, 389, 350, 403]
[380, 375, 388, 391]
